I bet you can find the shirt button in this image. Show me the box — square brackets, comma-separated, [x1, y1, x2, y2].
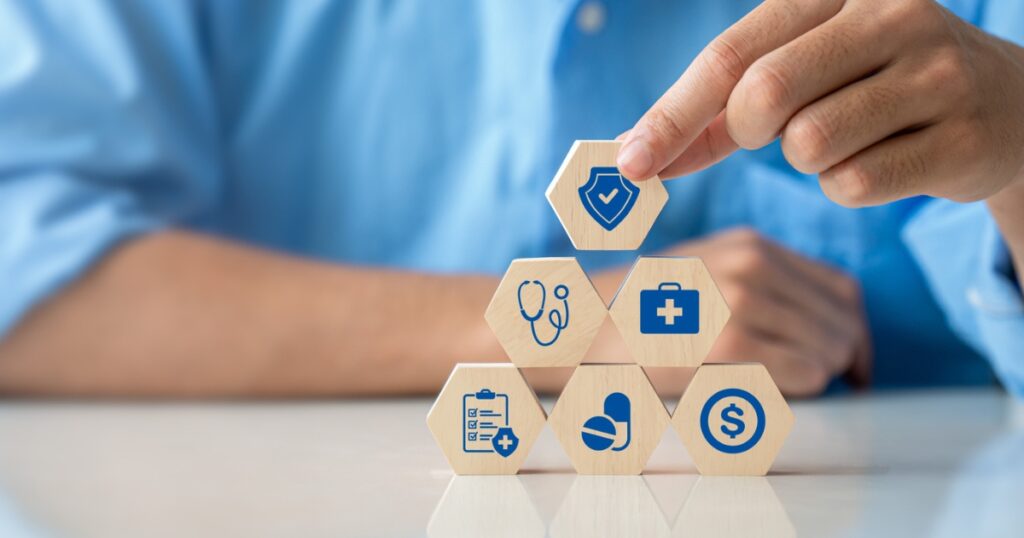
[576, 1, 606, 35]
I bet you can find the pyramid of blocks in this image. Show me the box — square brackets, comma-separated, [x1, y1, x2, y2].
[427, 141, 794, 476]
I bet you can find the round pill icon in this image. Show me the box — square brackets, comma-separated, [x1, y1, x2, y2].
[579, 392, 632, 452]
[581, 415, 617, 450]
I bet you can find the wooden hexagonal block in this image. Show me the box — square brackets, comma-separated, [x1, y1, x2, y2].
[485, 258, 607, 368]
[546, 140, 668, 250]
[672, 363, 794, 476]
[548, 364, 670, 475]
[608, 257, 731, 367]
[427, 364, 547, 475]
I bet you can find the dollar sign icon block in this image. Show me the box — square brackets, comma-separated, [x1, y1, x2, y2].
[672, 363, 793, 476]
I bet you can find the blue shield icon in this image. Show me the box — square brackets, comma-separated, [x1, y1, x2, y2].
[491, 427, 519, 457]
[578, 167, 640, 231]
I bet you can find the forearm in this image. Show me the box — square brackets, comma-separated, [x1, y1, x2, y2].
[0, 231, 504, 397]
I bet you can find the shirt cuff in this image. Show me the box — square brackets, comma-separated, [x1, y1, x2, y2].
[0, 171, 162, 340]
[904, 200, 1024, 396]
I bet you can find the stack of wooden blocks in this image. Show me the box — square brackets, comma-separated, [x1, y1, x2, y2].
[428, 141, 793, 476]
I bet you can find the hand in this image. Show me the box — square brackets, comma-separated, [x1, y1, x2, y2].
[617, 0, 1024, 206]
[592, 228, 871, 397]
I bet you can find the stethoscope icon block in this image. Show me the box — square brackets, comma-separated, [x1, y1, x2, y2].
[485, 258, 608, 368]
[548, 364, 670, 475]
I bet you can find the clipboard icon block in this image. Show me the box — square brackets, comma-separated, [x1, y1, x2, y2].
[427, 364, 547, 475]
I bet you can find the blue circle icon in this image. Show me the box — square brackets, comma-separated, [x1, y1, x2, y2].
[699, 388, 766, 454]
[581, 415, 617, 451]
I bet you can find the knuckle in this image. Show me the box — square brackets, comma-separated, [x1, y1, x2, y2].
[733, 245, 769, 276]
[783, 112, 834, 172]
[821, 161, 877, 207]
[834, 276, 862, 303]
[702, 37, 749, 89]
[644, 99, 693, 150]
[742, 62, 793, 120]
[724, 226, 762, 245]
[802, 365, 831, 395]
[726, 286, 755, 313]
[877, 0, 918, 32]
[924, 46, 971, 94]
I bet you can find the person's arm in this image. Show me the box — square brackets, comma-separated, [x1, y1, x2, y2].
[0, 230, 508, 397]
[614, 0, 1024, 393]
[614, 0, 1024, 286]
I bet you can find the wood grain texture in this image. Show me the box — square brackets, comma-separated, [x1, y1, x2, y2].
[545, 140, 667, 251]
[608, 257, 732, 367]
[672, 363, 794, 476]
[484, 258, 607, 368]
[548, 364, 670, 475]
[427, 364, 547, 475]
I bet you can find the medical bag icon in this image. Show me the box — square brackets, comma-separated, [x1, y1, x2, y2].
[463, 388, 519, 457]
[640, 282, 699, 334]
[578, 167, 640, 231]
[580, 392, 632, 452]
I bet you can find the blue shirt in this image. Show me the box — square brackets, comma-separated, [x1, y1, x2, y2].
[1, 0, 1022, 394]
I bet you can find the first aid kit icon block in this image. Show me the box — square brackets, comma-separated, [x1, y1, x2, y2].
[548, 364, 670, 475]
[672, 363, 793, 476]
[427, 364, 547, 475]
[485, 258, 608, 368]
[546, 140, 668, 250]
[609, 257, 731, 367]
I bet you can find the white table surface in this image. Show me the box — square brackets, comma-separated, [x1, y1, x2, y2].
[0, 389, 1021, 537]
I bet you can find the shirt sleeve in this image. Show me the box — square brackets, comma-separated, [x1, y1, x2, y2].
[0, 1, 220, 338]
[903, 201, 1024, 397]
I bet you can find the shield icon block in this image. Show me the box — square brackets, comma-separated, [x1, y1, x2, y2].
[577, 167, 641, 231]
[491, 427, 519, 458]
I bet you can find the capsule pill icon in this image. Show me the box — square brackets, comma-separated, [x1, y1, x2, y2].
[580, 392, 632, 452]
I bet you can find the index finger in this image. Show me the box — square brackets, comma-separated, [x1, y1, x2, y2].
[617, 0, 844, 180]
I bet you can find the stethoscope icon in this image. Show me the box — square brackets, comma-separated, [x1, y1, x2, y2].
[517, 280, 570, 347]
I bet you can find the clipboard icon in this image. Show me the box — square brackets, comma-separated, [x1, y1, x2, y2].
[462, 388, 509, 453]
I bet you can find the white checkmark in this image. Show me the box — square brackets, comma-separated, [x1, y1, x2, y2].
[598, 188, 619, 204]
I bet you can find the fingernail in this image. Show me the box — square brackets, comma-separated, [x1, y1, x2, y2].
[617, 138, 654, 179]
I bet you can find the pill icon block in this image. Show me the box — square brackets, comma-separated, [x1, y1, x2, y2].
[548, 364, 670, 475]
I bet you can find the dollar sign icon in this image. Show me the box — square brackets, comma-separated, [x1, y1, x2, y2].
[720, 402, 745, 439]
[700, 388, 766, 454]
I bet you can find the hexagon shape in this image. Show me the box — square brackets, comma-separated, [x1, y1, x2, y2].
[608, 257, 731, 367]
[549, 364, 670, 475]
[672, 477, 795, 537]
[485, 258, 607, 368]
[427, 364, 547, 475]
[550, 476, 671, 538]
[428, 477, 545, 538]
[546, 140, 668, 250]
[672, 363, 794, 476]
